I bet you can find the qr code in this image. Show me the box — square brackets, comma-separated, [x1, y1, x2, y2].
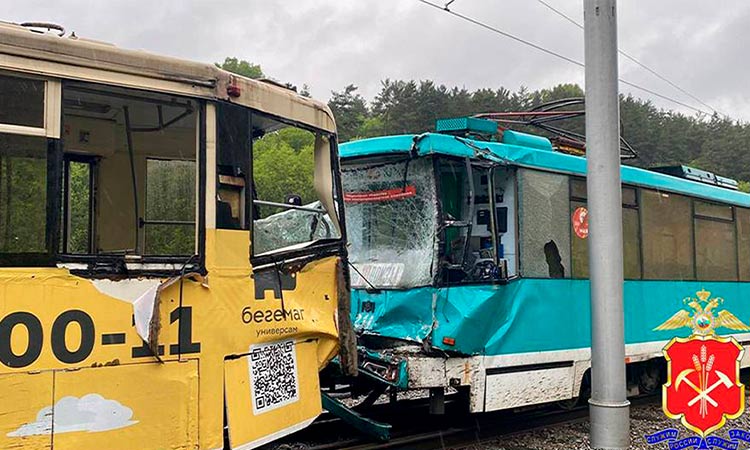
[249, 339, 300, 414]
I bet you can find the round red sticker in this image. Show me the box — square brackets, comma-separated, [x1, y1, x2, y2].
[572, 206, 589, 239]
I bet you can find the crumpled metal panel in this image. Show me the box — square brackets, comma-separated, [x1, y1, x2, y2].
[352, 287, 436, 343]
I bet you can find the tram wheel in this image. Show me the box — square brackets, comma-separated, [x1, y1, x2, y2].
[556, 397, 580, 410]
[638, 362, 662, 395]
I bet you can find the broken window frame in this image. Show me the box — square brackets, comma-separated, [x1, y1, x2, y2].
[434, 156, 512, 286]
[248, 109, 345, 265]
[516, 168, 572, 279]
[0, 80, 206, 277]
[489, 165, 518, 278]
[53, 82, 207, 276]
[214, 101, 345, 266]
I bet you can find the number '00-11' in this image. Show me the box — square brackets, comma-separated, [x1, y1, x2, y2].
[0, 307, 202, 368]
[0, 310, 95, 368]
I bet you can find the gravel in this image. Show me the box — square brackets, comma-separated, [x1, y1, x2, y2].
[456, 395, 750, 450]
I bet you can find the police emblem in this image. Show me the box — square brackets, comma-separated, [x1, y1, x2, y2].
[646, 290, 750, 448]
[663, 336, 743, 436]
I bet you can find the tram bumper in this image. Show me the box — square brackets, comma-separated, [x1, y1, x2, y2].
[357, 347, 486, 411]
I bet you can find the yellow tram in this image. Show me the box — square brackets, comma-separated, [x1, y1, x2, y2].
[0, 22, 352, 450]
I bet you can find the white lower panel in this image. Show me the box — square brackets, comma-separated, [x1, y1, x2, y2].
[484, 366, 574, 411]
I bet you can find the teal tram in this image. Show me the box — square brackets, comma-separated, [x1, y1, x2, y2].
[338, 117, 750, 414]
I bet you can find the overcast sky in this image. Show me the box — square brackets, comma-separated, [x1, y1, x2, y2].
[5, 1, 749, 120]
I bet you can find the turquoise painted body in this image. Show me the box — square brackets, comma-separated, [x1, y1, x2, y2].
[500, 129, 554, 151]
[340, 133, 750, 207]
[351, 279, 750, 357]
[342, 132, 750, 359]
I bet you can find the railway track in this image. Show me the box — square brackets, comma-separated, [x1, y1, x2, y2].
[265, 394, 660, 450]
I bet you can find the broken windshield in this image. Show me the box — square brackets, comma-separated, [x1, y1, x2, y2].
[342, 158, 438, 288]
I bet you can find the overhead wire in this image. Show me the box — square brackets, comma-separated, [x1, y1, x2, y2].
[416, 0, 715, 117]
[533, 0, 721, 116]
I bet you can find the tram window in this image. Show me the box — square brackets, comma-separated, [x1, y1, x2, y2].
[569, 183, 641, 279]
[518, 169, 570, 278]
[0, 133, 48, 253]
[622, 186, 638, 207]
[641, 190, 694, 280]
[63, 84, 198, 257]
[570, 178, 587, 200]
[694, 201, 737, 281]
[695, 201, 733, 220]
[343, 158, 438, 288]
[64, 160, 92, 254]
[251, 114, 341, 255]
[438, 159, 472, 272]
[144, 159, 196, 255]
[436, 160, 496, 283]
[0, 74, 44, 128]
[622, 206, 642, 279]
[737, 208, 750, 281]
[570, 200, 588, 277]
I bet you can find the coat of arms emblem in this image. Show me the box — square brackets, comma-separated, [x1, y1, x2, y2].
[651, 289, 749, 442]
[662, 336, 743, 436]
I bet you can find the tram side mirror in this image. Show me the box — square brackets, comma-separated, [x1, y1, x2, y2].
[495, 207, 508, 234]
[285, 194, 302, 206]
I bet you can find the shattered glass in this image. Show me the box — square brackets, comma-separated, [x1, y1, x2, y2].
[253, 201, 338, 255]
[518, 169, 571, 278]
[342, 158, 438, 288]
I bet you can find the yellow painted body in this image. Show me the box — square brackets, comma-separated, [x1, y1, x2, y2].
[0, 229, 341, 450]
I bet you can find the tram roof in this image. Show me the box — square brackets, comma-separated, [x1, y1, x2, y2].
[0, 21, 335, 133]
[339, 132, 750, 208]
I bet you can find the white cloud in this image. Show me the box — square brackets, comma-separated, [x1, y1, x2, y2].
[6, 405, 53, 437]
[7, 394, 137, 437]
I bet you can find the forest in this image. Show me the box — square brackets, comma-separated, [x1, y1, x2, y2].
[329, 81, 750, 188]
[219, 58, 750, 192]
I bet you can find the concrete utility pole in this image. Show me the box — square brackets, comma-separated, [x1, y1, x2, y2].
[583, 0, 630, 448]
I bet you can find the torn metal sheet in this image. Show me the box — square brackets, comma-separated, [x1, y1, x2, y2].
[321, 392, 390, 442]
[91, 278, 163, 304]
[131, 273, 204, 352]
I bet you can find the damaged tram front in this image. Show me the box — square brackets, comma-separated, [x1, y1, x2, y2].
[341, 118, 750, 416]
[341, 129, 519, 413]
[0, 23, 351, 450]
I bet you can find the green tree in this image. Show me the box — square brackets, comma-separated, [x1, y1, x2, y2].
[253, 127, 316, 216]
[328, 84, 369, 142]
[329, 78, 750, 187]
[216, 57, 264, 79]
[144, 160, 195, 255]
